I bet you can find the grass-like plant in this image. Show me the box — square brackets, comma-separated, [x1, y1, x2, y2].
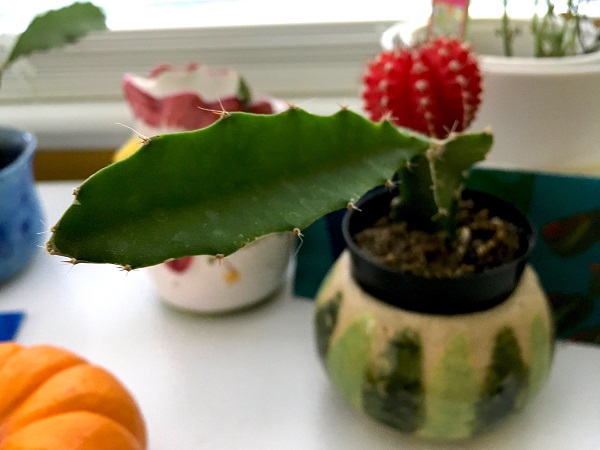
[498, 0, 599, 57]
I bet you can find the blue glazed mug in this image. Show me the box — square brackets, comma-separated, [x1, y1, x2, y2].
[0, 126, 44, 283]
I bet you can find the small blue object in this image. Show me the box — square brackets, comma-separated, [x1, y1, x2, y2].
[0, 311, 25, 341]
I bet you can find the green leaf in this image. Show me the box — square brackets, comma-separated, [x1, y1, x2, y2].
[48, 108, 431, 268]
[4, 2, 107, 70]
[237, 76, 252, 108]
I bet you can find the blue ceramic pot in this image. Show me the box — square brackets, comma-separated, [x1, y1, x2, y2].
[0, 126, 44, 283]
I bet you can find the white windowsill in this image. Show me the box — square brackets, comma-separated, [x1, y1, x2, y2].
[0, 97, 363, 150]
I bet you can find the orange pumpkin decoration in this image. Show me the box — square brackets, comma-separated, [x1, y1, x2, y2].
[0, 343, 147, 450]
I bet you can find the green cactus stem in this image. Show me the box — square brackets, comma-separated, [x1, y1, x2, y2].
[394, 132, 494, 232]
[47, 108, 492, 269]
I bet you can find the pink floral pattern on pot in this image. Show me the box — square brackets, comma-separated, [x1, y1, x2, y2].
[122, 62, 284, 135]
[120, 63, 292, 313]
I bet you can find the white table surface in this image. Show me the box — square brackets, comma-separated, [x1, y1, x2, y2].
[1, 181, 599, 450]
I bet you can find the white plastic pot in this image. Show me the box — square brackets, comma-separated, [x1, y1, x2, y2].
[382, 19, 600, 171]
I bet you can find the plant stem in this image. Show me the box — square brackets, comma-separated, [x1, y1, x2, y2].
[501, 0, 514, 56]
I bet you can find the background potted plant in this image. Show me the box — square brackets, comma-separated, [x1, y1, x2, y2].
[0, 2, 106, 284]
[46, 32, 553, 436]
[382, 0, 600, 170]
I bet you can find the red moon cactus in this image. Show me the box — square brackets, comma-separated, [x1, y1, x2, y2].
[362, 37, 482, 138]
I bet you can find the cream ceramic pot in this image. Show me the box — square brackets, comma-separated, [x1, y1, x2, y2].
[148, 233, 294, 313]
[316, 252, 554, 440]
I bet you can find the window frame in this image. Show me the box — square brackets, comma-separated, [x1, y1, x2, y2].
[0, 20, 398, 149]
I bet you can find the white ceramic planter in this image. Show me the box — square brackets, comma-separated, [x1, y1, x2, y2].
[148, 233, 294, 313]
[119, 63, 293, 313]
[382, 19, 600, 171]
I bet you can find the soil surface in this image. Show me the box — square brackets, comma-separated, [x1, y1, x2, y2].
[354, 198, 523, 278]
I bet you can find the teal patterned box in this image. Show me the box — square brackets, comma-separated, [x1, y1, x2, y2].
[294, 166, 600, 345]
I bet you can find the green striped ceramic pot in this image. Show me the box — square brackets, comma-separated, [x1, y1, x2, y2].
[315, 251, 554, 440]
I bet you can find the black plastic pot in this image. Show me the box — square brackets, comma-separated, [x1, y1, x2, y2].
[342, 186, 535, 314]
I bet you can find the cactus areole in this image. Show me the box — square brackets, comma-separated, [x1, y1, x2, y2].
[47, 108, 493, 269]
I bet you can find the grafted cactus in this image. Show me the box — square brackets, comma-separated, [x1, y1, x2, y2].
[47, 107, 492, 269]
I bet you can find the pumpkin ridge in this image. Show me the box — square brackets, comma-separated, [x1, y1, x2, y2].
[2, 410, 143, 450]
[0, 343, 23, 373]
[0, 344, 146, 449]
[0, 361, 89, 445]
[4, 363, 147, 448]
[0, 346, 86, 422]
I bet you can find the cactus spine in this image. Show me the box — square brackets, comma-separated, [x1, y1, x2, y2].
[47, 107, 492, 269]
